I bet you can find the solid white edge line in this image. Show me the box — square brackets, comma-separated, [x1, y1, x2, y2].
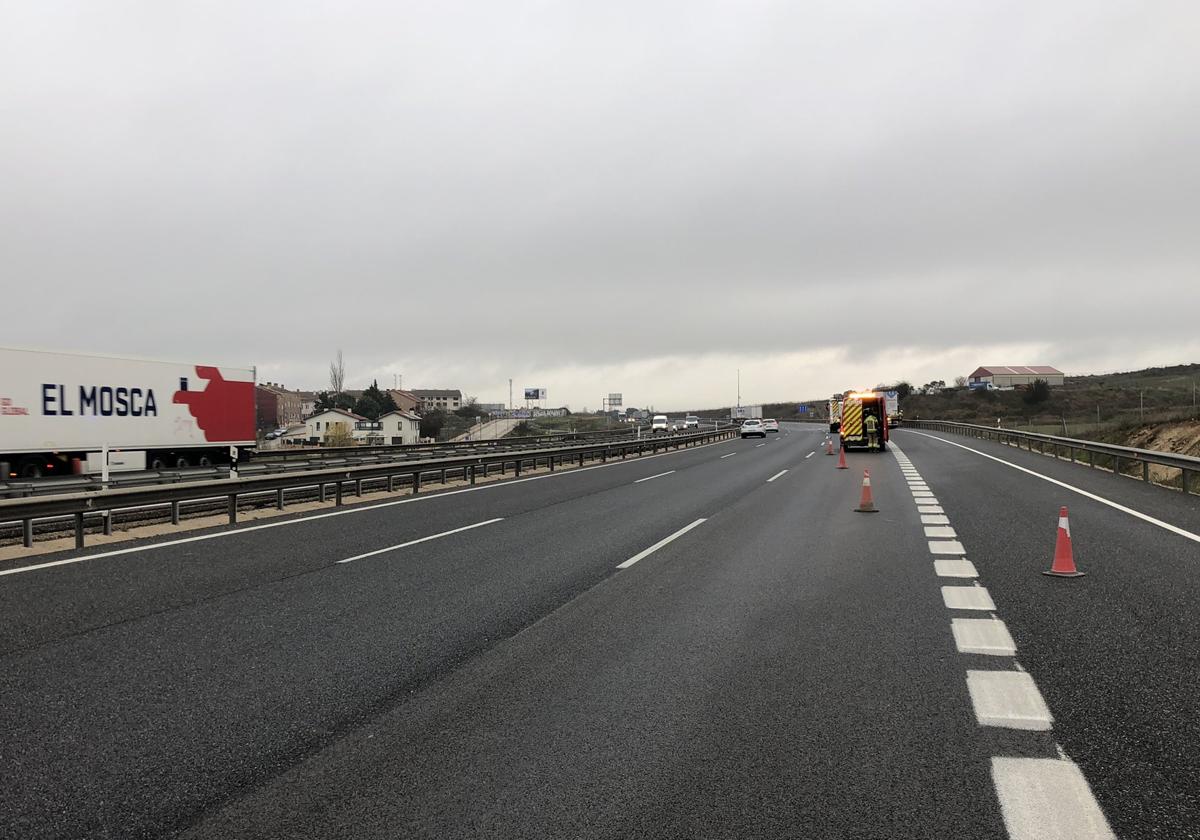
[634, 470, 676, 484]
[617, 518, 707, 569]
[767, 470, 789, 482]
[0, 435, 736, 578]
[336, 518, 504, 564]
[906, 430, 1200, 547]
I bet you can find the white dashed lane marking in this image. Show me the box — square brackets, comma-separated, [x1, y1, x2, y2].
[617, 518, 707, 569]
[991, 758, 1116, 839]
[921, 514, 950, 525]
[924, 526, 958, 538]
[917, 504, 945, 515]
[951, 618, 1017, 656]
[934, 558, 979, 578]
[941, 585, 995, 610]
[928, 540, 967, 555]
[767, 470, 789, 483]
[967, 671, 1053, 731]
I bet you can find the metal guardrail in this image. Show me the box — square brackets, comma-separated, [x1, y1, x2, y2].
[257, 425, 643, 461]
[906, 420, 1199, 495]
[0, 428, 736, 550]
[0, 426, 663, 499]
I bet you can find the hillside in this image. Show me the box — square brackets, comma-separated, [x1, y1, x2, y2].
[900, 363, 1200, 433]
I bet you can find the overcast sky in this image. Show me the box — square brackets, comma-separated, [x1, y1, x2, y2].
[4, 1, 1198, 410]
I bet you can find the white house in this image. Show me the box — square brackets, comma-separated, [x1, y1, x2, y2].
[377, 410, 421, 445]
[304, 408, 365, 444]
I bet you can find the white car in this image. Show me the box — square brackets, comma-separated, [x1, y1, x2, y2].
[651, 414, 669, 434]
[740, 419, 766, 439]
[763, 419, 780, 433]
[684, 415, 700, 429]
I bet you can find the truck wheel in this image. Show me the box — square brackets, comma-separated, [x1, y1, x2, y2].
[17, 456, 44, 478]
[174, 455, 191, 469]
[197, 455, 214, 467]
[149, 455, 169, 471]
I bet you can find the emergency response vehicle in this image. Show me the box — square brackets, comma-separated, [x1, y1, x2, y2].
[828, 395, 843, 433]
[838, 391, 889, 451]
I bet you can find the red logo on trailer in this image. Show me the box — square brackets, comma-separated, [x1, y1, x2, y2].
[172, 367, 255, 442]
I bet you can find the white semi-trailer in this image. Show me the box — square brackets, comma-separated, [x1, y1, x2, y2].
[0, 348, 256, 478]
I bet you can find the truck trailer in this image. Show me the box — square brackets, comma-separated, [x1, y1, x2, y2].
[0, 347, 257, 478]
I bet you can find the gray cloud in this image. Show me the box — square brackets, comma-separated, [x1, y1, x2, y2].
[3, 1, 1198, 407]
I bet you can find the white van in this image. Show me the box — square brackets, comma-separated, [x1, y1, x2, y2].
[651, 414, 669, 433]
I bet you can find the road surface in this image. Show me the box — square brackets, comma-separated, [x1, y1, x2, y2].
[1, 423, 1197, 838]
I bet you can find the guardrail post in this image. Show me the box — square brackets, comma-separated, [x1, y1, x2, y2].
[515, 459, 522, 476]
[470, 465, 477, 485]
[335, 482, 343, 506]
[227, 495, 237, 524]
[440, 468, 447, 484]
[319, 483, 327, 503]
[550, 455, 556, 471]
[75, 512, 85, 548]
[1088, 451, 1095, 468]
[388, 474, 395, 492]
[355, 479, 363, 497]
[413, 472, 421, 494]
[1184, 469, 1192, 495]
[103, 512, 113, 536]
[579, 452, 585, 467]
[1143, 461, 1150, 483]
[23, 518, 33, 548]
[276, 488, 285, 510]
[171, 500, 181, 525]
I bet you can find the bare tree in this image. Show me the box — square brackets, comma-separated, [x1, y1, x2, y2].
[329, 349, 345, 395]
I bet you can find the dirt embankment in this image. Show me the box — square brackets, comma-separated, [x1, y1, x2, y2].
[1119, 421, 1200, 484]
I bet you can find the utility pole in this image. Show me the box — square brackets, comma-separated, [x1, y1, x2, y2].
[1140, 388, 1144, 422]
[509, 379, 513, 410]
[737, 369, 741, 409]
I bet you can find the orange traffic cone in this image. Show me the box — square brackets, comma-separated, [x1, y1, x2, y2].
[1043, 506, 1085, 577]
[836, 445, 848, 469]
[854, 469, 878, 512]
[825, 437, 835, 455]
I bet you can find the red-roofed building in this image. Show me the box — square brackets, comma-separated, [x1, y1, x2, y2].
[968, 366, 1064, 388]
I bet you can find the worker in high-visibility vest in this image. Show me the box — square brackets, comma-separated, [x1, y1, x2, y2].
[865, 413, 879, 451]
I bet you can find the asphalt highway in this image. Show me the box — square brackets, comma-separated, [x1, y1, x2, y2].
[1, 423, 1196, 838]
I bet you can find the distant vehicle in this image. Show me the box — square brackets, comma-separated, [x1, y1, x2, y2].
[651, 414, 669, 433]
[884, 391, 901, 428]
[731, 404, 763, 420]
[763, 418, 779, 433]
[684, 415, 700, 429]
[741, 419, 767, 439]
[0, 347, 256, 478]
[670, 418, 687, 432]
[828, 395, 843, 433]
[264, 431, 280, 440]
